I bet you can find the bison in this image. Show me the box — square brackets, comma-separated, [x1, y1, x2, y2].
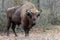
[6, 1, 42, 37]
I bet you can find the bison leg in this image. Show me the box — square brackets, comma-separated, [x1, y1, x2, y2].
[24, 27, 30, 37]
[6, 18, 11, 36]
[11, 23, 17, 36]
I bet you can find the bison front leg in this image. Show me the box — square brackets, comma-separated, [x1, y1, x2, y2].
[6, 18, 11, 36]
[11, 23, 17, 36]
[24, 27, 30, 37]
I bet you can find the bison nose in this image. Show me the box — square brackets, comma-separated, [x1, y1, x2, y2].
[32, 21, 36, 26]
[33, 18, 36, 21]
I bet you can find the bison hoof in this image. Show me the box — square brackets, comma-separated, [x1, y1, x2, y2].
[25, 35, 29, 39]
[25, 34, 29, 37]
[7, 32, 9, 36]
[15, 34, 18, 37]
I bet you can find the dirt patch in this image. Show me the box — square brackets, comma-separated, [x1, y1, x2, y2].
[0, 30, 60, 40]
[0, 25, 60, 40]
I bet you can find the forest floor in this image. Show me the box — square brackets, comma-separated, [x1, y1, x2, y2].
[0, 25, 60, 40]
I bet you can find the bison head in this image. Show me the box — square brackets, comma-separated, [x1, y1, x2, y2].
[26, 9, 42, 26]
[26, 9, 42, 20]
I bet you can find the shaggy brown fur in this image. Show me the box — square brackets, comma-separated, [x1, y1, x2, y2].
[6, 1, 41, 37]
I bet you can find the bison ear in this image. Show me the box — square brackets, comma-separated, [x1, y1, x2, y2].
[37, 13, 40, 17]
[37, 9, 42, 17]
[26, 9, 32, 18]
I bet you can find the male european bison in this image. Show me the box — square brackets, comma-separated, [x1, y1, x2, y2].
[6, 1, 42, 37]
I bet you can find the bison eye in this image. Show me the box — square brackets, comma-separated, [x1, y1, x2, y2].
[26, 13, 32, 18]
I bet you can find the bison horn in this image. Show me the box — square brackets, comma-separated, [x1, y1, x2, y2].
[26, 9, 31, 13]
[36, 10, 40, 13]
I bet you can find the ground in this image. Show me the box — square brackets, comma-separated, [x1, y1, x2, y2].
[0, 25, 60, 40]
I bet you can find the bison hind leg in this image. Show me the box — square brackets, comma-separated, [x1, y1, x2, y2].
[7, 25, 11, 36]
[11, 23, 17, 36]
[6, 18, 11, 36]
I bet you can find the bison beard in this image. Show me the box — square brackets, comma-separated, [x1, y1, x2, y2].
[6, 1, 40, 37]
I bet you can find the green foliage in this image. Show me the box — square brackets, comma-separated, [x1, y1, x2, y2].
[55, 20, 60, 25]
[14, 0, 22, 6]
[0, 12, 6, 31]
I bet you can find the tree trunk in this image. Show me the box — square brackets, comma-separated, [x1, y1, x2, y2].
[37, 0, 40, 10]
[1, 0, 4, 12]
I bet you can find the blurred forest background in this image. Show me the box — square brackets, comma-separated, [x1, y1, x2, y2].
[0, 0, 60, 32]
